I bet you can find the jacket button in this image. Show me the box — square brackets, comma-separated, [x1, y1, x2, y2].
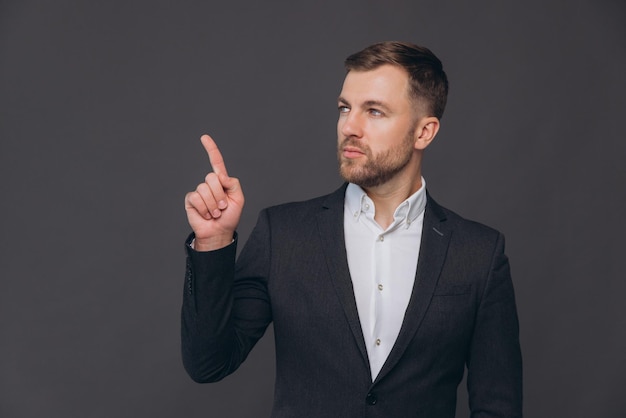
[366, 392, 377, 405]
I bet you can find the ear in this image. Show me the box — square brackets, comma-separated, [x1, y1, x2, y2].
[413, 116, 440, 150]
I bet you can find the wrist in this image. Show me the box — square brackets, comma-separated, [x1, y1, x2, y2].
[192, 234, 235, 251]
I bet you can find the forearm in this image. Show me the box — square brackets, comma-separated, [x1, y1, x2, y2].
[468, 234, 523, 417]
[181, 234, 245, 383]
[181, 224, 273, 383]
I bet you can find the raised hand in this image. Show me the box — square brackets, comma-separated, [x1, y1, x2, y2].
[184, 134, 244, 251]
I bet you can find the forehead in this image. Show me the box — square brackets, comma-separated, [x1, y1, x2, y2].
[340, 64, 410, 103]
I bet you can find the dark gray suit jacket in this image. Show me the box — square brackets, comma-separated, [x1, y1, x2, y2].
[181, 185, 522, 417]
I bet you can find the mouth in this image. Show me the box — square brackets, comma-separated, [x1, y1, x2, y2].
[342, 145, 365, 159]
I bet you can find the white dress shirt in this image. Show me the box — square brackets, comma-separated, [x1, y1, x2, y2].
[343, 179, 426, 380]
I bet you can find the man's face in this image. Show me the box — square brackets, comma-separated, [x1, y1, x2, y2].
[337, 64, 419, 188]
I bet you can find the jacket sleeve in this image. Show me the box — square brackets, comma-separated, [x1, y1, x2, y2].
[181, 210, 273, 383]
[467, 233, 523, 417]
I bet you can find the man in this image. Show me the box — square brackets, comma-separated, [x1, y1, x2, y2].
[182, 41, 522, 417]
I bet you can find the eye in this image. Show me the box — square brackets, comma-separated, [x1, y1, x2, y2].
[368, 108, 383, 117]
[338, 105, 350, 114]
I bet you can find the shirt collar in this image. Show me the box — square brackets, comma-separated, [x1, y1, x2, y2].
[345, 178, 427, 227]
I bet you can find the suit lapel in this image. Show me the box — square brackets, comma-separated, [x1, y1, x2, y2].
[316, 184, 371, 371]
[374, 194, 452, 384]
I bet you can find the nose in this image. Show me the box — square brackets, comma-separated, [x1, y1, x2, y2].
[339, 111, 363, 139]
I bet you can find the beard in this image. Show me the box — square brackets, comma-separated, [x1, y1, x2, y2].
[338, 131, 415, 188]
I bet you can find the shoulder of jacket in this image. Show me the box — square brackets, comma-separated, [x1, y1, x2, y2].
[427, 193, 503, 241]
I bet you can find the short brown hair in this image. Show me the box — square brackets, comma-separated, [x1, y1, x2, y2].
[344, 41, 449, 119]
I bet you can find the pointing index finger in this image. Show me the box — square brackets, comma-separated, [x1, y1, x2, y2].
[200, 134, 229, 177]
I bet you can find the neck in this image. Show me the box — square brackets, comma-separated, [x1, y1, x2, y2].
[364, 172, 422, 230]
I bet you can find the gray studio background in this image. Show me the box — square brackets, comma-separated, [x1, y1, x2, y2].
[1, 1, 625, 417]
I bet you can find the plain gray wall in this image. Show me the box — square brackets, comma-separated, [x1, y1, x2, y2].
[1, 0, 625, 417]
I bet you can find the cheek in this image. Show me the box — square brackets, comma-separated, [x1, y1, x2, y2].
[382, 121, 413, 143]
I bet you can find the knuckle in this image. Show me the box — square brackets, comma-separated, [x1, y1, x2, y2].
[207, 176, 225, 195]
[191, 192, 204, 206]
[205, 172, 218, 183]
[196, 183, 208, 194]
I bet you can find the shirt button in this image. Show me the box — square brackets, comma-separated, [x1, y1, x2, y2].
[378, 235, 384, 242]
[378, 284, 383, 291]
[364, 203, 370, 210]
[376, 339, 381, 346]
